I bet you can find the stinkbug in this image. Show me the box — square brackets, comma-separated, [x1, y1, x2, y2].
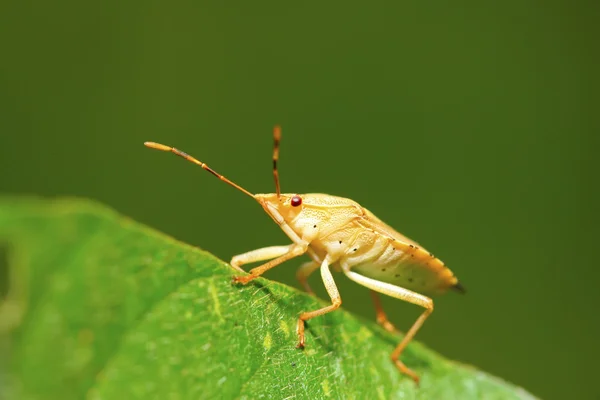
[144, 126, 464, 384]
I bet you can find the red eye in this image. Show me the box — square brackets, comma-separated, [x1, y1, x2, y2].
[291, 195, 302, 207]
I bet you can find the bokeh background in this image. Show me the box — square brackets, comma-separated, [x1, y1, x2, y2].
[1, 2, 598, 399]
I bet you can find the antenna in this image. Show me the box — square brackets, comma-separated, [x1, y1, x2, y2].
[144, 141, 255, 199]
[272, 125, 282, 198]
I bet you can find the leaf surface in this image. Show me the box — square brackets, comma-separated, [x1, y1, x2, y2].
[0, 198, 536, 400]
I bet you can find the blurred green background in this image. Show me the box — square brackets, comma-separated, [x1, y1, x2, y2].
[1, 1, 597, 399]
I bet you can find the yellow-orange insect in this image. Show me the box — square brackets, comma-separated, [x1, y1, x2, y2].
[144, 126, 464, 385]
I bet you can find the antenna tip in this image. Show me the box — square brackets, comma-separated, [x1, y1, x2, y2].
[144, 142, 171, 151]
[273, 125, 281, 140]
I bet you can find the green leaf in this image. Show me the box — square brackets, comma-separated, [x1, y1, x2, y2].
[0, 197, 536, 400]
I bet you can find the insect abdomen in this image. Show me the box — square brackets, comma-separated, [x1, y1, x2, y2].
[349, 239, 458, 295]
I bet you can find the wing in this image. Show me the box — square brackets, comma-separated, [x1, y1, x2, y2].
[361, 208, 421, 247]
[353, 208, 463, 295]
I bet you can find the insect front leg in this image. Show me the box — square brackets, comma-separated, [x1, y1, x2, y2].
[296, 257, 342, 349]
[232, 243, 307, 284]
[370, 290, 402, 334]
[343, 269, 433, 385]
[230, 245, 292, 272]
[295, 260, 320, 295]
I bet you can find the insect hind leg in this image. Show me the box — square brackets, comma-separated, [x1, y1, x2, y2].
[370, 290, 403, 335]
[343, 268, 433, 385]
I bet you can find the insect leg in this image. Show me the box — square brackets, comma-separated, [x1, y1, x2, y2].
[343, 269, 433, 385]
[296, 258, 341, 349]
[295, 260, 320, 295]
[369, 290, 402, 334]
[230, 245, 292, 272]
[232, 244, 307, 284]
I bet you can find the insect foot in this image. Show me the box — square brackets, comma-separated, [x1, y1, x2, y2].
[295, 322, 306, 350]
[231, 274, 257, 285]
[393, 357, 421, 386]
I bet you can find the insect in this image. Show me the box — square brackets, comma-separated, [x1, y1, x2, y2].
[144, 126, 464, 385]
